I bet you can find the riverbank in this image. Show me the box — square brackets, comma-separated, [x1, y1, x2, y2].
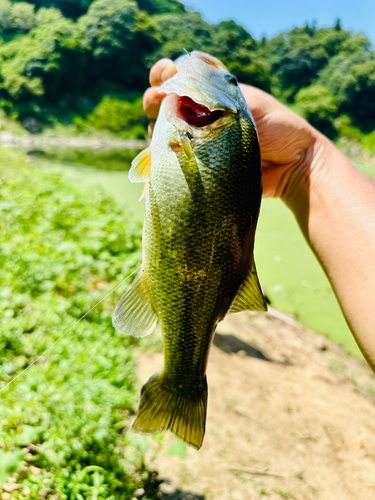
[0, 131, 149, 150]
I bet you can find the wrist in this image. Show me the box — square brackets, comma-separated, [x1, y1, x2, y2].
[281, 130, 335, 234]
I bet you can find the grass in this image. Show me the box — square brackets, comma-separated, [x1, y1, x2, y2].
[0, 148, 161, 498]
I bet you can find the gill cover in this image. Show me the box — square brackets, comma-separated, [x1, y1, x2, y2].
[160, 51, 241, 114]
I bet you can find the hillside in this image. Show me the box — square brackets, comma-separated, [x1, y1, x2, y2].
[0, 0, 374, 150]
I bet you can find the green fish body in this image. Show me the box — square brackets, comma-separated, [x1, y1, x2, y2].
[113, 52, 266, 449]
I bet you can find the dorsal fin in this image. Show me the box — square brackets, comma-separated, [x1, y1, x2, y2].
[229, 259, 267, 313]
[129, 147, 152, 183]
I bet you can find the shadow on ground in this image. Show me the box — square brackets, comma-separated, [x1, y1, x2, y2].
[213, 333, 271, 361]
[160, 491, 205, 499]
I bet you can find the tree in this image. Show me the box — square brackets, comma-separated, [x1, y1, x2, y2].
[294, 84, 338, 138]
[0, 11, 81, 101]
[80, 0, 158, 89]
[0, 0, 36, 34]
[136, 0, 185, 15]
[10, 0, 95, 20]
[318, 51, 375, 127]
[267, 25, 372, 101]
[149, 14, 272, 90]
[339, 59, 375, 127]
[0, 0, 13, 33]
[149, 12, 214, 63]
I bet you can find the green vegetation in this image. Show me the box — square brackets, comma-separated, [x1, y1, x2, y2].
[0, 0, 374, 149]
[0, 148, 163, 497]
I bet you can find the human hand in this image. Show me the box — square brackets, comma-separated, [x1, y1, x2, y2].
[143, 58, 322, 200]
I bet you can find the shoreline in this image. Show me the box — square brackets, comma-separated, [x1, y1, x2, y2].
[0, 131, 149, 150]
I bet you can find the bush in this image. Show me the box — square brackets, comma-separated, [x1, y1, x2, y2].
[77, 95, 147, 137]
[294, 84, 338, 138]
[362, 130, 375, 154]
[334, 114, 364, 142]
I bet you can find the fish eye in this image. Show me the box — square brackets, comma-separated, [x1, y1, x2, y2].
[225, 74, 238, 86]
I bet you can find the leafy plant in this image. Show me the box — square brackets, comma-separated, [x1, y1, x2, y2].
[0, 148, 160, 498]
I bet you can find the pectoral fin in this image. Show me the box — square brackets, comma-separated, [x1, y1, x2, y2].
[129, 147, 152, 183]
[112, 271, 157, 337]
[229, 260, 267, 313]
[181, 134, 194, 158]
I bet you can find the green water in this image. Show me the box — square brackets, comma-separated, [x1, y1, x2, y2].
[255, 198, 361, 357]
[30, 148, 366, 358]
[29, 150, 144, 222]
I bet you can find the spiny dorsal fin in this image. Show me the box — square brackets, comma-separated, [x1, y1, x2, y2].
[229, 259, 267, 313]
[129, 146, 152, 183]
[112, 270, 157, 337]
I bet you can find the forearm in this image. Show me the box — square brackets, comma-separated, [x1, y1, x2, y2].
[283, 133, 375, 370]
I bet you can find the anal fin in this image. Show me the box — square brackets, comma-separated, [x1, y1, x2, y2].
[229, 259, 267, 313]
[112, 271, 157, 337]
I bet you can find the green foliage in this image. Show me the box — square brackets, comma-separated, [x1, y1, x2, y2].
[0, 148, 160, 496]
[80, 0, 158, 89]
[136, 0, 185, 15]
[80, 0, 140, 58]
[0, 1, 374, 137]
[227, 57, 272, 92]
[0, 0, 36, 34]
[0, 10, 80, 100]
[294, 84, 338, 138]
[318, 52, 368, 96]
[319, 51, 375, 127]
[210, 21, 272, 91]
[338, 58, 375, 126]
[149, 11, 212, 62]
[80, 95, 147, 137]
[11, 0, 95, 20]
[268, 24, 372, 101]
[334, 114, 364, 142]
[362, 130, 375, 153]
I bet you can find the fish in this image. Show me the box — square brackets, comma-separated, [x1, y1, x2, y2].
[112, 51, 267, 450]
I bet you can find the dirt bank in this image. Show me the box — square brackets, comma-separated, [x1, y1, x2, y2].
[135, 310, 375, 500]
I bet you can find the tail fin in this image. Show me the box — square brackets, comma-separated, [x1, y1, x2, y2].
[132, 371, 208, 450]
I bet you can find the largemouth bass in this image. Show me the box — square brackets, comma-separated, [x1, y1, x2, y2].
[113, 51, 266, 450]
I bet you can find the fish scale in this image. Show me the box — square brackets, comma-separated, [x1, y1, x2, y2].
[112, 51, 267, 449]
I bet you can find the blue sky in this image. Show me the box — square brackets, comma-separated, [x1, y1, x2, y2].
[185, 0, 375, 44]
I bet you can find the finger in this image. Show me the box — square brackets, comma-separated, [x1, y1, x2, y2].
[148, 121, 155, 138]
[150, 58, 176, 86]
[143, 87, 166, 119]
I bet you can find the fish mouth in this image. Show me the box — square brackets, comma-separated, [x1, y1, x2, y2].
[176, 96, 225, 128]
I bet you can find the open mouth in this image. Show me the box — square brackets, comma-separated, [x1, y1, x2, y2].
[176, 96, 225, 128]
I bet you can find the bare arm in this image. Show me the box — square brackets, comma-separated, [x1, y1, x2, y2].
[240, 84, 375, 371]
[285, 132, 375, 371]
[145, 60, 375, 371]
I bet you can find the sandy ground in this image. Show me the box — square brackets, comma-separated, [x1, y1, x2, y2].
[134, 309, 375, 500]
